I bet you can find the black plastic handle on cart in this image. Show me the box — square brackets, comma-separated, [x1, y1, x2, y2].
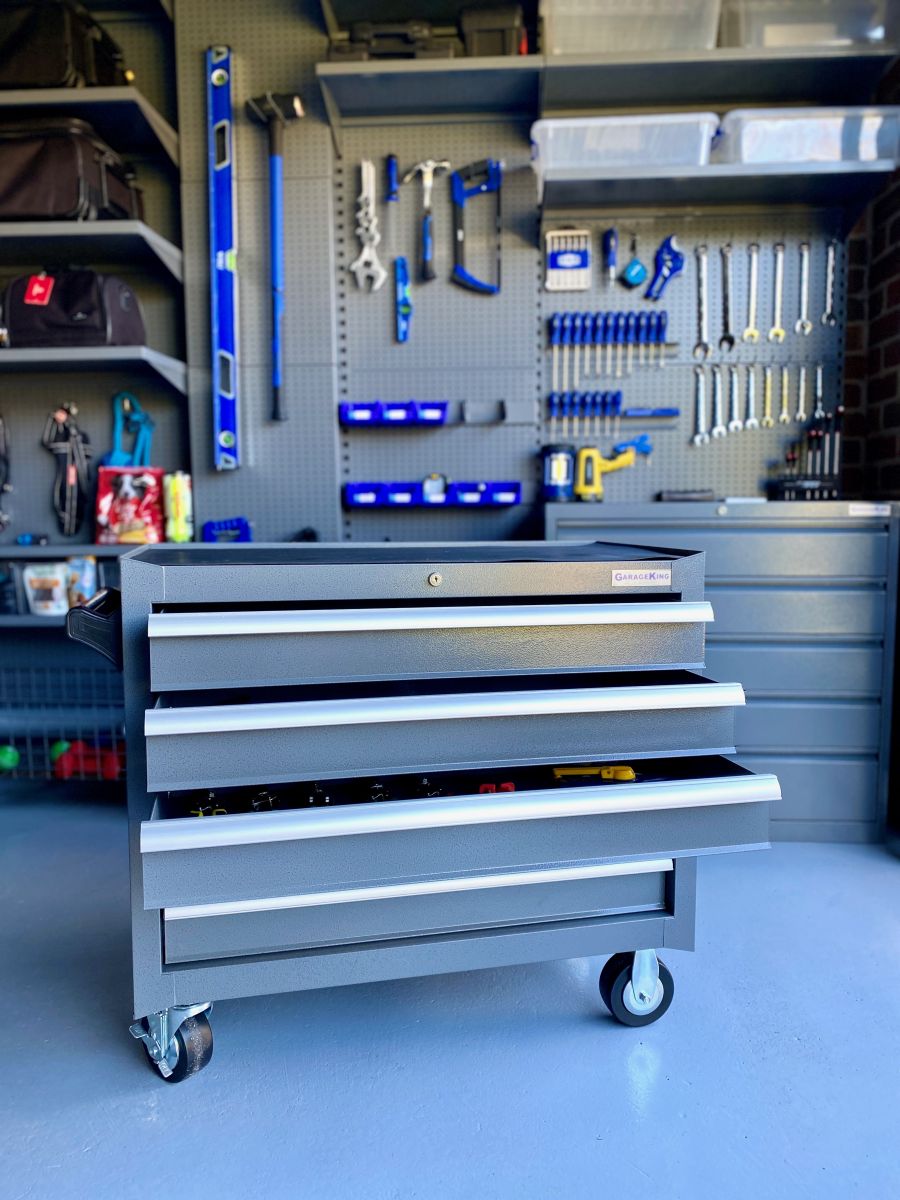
[66, 588, 123, 671]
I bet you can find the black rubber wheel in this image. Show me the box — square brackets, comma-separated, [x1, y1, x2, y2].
[142, 1013, 213, 1082]
[599, 953, 674, 1028]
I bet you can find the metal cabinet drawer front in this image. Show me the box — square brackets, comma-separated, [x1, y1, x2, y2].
[141, 768, 778, 909]
[144, 679, 744, 792]
[161, 860, 672, 964]
[708, 588, 885, 639]
[147, 601, 714, 691]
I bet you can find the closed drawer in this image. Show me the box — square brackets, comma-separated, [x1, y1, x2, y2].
[735, 699, 881, 752]
[144, 672, 744, 792]
[141, 758, 779, 920]
[706, 645, 884, 698]
[708, 588, 885, 639]
[162, 859, 671, 964]
[148, 601, 713, 691]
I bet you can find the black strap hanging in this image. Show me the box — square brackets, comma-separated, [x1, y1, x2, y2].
[0, 412, 9, 530]
[41, 404, 93, 538]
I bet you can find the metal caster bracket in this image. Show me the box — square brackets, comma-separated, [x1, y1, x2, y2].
[130, 1002, 213, 1078]
[625, 950, 663, 1017]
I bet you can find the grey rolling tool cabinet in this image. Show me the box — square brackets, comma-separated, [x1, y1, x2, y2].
[68, 541, 780, 1082]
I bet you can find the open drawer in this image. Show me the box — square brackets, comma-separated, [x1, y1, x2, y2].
[147, 599, 714, 691]
[141, 756, 778, 964]
[144, 671, 744, 792]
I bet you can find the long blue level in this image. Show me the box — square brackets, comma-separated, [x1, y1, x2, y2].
[207, 46, 240, 470]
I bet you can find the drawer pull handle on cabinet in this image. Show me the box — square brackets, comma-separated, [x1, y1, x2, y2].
[163, 858, 675, 922]
[147, 601, 714, 639]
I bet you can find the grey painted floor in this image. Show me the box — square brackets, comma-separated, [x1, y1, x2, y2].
[2, 792, 899, 1200]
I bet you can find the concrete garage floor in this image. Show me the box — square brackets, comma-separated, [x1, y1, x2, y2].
[2, 793, 899, 1200]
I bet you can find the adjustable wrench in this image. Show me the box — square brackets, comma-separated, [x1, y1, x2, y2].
[795, 242, 813, 335]
[711, 365, 727, 438]
[768, 242, 786, 343]
[742, 242, 760, 342]
[693, 244, 711, 361]
[692, 366, 710, 445]
[779, 365, 792, 423]
[761, 365, 775, 427]
[822, 240, 838, 326]
[719, 243, 735, 352]
[744, 366, 759, 430]
[727, 365, 742, 432]
[795, 365, 808, 423]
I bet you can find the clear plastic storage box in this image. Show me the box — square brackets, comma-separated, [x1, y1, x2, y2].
[531, 114, 719, 193]
[717, 107, 900, 165]
[719, 0, 888, 47]
[540, 0, 722, 54]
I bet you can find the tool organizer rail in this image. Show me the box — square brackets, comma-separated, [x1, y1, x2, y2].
[69, 540, 779, 1082]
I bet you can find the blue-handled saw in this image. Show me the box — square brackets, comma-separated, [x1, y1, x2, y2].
[450, 158, 502, 295]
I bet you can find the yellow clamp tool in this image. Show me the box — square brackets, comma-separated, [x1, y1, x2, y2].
[574, 446, 635, 501]
[553, 765, 637, 783]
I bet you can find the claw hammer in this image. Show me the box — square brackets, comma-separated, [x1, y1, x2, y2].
[402, 158, 450, 282]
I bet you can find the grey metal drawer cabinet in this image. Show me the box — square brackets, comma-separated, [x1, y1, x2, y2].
[144, 672, 744, 792]
[147, 599, 714, 690]
[67, 541, 772, 1083]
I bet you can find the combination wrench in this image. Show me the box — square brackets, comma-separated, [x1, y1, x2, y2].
[779, 365, 792, 423]
[813, 364, 826, 419]
[742, 242, 760, 343]
[796, 365, 808, 423]
[761, 365, 775, 427]
[727, 365, 743, 432]
[768, 242, 786, 343]
[710, 365, 727, 438]
[795, 242, 813, 335]
[719, 243, 735, 352]
[693, 244, 711, 361]
[692, 365, 710, 445]
[744, 366, 759, 430]
[822, 240, 838, 326]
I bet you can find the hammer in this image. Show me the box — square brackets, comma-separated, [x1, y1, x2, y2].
[402, 158, 450, 283]
[246, 92, 304, 421]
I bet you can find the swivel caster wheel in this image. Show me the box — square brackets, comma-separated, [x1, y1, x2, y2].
[599, 951, 674, 1027]
[130, 1004, 213, 1082]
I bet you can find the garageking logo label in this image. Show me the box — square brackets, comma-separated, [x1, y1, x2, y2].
[611, 567, 672, 587]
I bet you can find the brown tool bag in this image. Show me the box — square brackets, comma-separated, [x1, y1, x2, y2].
[0, 118, 143, 220]
[0, 0, 133, 88]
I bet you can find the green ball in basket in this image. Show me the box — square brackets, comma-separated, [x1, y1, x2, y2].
[0, 744, 20, 772]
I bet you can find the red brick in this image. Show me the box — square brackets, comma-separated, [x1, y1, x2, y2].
[872, 223, 888, 261]
[869, 371, 899, 404]
[841, 465, 864, 496]
[843, 380, 864, 408]
[874, 181, 900, 227]
[868, 346, 883, 377]
[890, 212, 900, 248]
[848, 297, 867, 321]
[871, 311, 900, 345]
[869, 434, 898, 461]
[848, 265, 866, 295]
[845, 322, 866, 352]
[883, 337, 900, 369]
[842, 437, 862, 464]
[849, 235, 868, 265]
[887, 277, 900, 309]
[844, 352, 867, 381]
[845, 409, 868, 437]
[870, 286, 884, 319]
[877, 462, 900, 496]
[869, 247, 900, 289]
[882, 400, 900, 429]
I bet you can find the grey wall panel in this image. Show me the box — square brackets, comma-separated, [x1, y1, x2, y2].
[705, 644, 884, 698]
[707, 588, 886, 638]
[738, 754, 879, 823]
[736, 700, 881, 753]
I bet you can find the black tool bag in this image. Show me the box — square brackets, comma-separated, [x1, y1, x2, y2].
[1, 269, 146, 347]
[0, 119, 143, 220]
[0, 0, 132, 88]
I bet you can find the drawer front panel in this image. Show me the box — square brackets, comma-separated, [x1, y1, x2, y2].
[708, 589, 885, 639]
[705, 645, 884, 698]
[145, 703, 736, 792]
[141, 772, 777, 909]
[735, 700, 881, 752]
[162, 863, 670, 964]
[148, 602, 712, 691]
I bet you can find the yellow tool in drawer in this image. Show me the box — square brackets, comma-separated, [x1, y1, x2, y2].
[553, 764, 637, 783]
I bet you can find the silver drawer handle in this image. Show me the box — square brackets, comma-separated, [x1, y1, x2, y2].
[148, 601, 714, 639]
[145, 680, 745, 738]
[163, 858, 674, 922]
[142, 772, 780, 854]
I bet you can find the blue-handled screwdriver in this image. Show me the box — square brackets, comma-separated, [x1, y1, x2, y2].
[592, 312, 604, 377]
[548, 392, 561, 440]
[549, 313, 562, 393]
[610, 390, 623, 437]
[637, 311, 650, 367]
[561, 391, 573, 438]
[625, 311, 638, 375]
[572, 312, 584, 390]
[658, 310, 669, 368]
[614, 312, 626, 379]
[561, 313, 573, 392]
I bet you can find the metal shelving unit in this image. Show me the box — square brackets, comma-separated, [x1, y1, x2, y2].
[0, 544, 132, 559]
[0, 87, 179, 166]
[0, 346, 187, 394]
[0, 221, 183, 281]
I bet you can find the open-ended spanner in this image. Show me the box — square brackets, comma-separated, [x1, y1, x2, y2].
[761, 365, 775, 426]
[796, 365, 808, 423]
[719, 243, 735, 352]
[795, 242, 813, 335]
[692, 365, 710, 445]
[779, 365, 792, 423]
[693, 244, 711, 361]
[768, 242, 786, 343]
[822, 240, 838, 327]
[744, 366, 759, 430]
[742, 243, 760, 343]
[711, 365, 727, 437]
[813, 364, 826, 419]
[727, 365, 743, 431]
